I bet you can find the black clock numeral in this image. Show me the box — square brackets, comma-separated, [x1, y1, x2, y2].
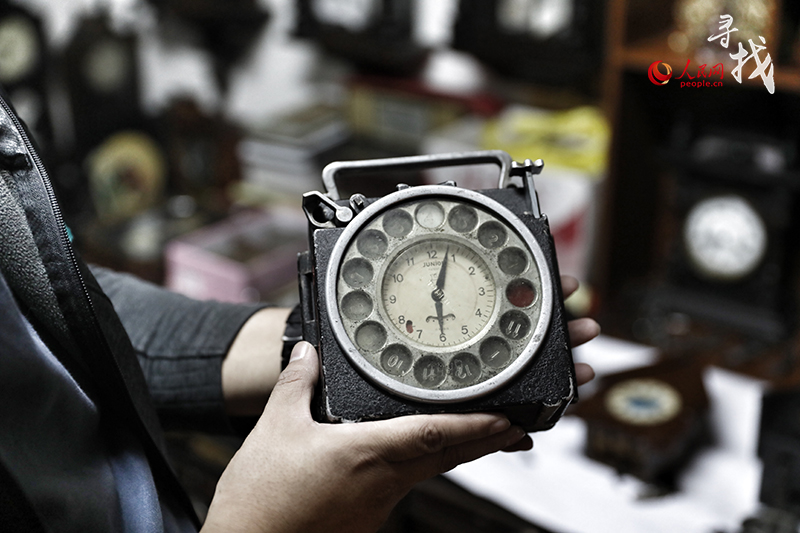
[392, 274, 404, 283]
[468, 267, 475, 275]
[406, 257, 414, 266]
[398, 315, 405, 324]
[417, 329, 423, 339]
[389, 295, 396, 304]
[461, 325, 469, 335]
[427, 250, 437, 259]
[478, 287, 485, 296]
[439, 333, 447, 342]
[475, 309, 482, 317]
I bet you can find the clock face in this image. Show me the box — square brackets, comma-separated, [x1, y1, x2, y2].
[328, 186, 553, 402]
[0, 15, 40, 84]
[311, 0, 380, 32]
[83, 38, 131, 93]
[605, 378, 682, 426]
[87, 131, 166, 222]
[683, 195, 768, 282]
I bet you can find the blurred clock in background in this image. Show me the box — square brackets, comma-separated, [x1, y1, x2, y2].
[63, 13, 146, 158]
[641, 123, 800, 353]
[573, 357, 710, 489]
[452, 0, 605, 93]
[683, 195, 769, 283]
[0, 4, 51, 149]
[295, 0, 428, 75]
[145, 0, 269, 93]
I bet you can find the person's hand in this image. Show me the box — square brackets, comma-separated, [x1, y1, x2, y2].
[202, 342, 533, 533]
[561, 275, 600, 385]
[203, 275, 600, 533]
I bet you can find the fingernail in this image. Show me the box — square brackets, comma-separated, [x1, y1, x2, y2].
[290, 342, 311, 363]
[507, 426, 526, 444]
[489, 417, 511, 435]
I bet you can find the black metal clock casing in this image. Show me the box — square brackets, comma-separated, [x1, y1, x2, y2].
[648, 126, 799, 343]
[298, 151, 577, 432]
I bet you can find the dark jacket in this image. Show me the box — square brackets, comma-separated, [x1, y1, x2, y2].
[0, 92, 261, 531]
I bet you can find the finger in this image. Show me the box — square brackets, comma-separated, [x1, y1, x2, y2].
[414, 426, 528, 476]
[575, 362, 595, 386]
[561, 275, 579, 299]
[502, 434, 533, 452]
[569, 317, 600, 348]
[263, 341, 319, 415]
[362, 413, 511, 463]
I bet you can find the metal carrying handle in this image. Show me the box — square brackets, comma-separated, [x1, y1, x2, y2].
[321, 150, 515, 201]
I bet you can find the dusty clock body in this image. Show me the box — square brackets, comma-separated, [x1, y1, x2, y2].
[330, 188, 551, 402]
[300, 150, 576, 431]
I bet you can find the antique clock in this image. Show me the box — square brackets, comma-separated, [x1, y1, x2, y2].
[145, 0, 269, 92]
[646, 125, 799, 345]
[0, 4, 51, 147]
[161, 98, 241, 213]
[63, 14, 145, 157]
[294, 0, 427, 75]
[573, 357, 710, 487]
[452, 0, 605, 91]
[298, 150, 576, 431]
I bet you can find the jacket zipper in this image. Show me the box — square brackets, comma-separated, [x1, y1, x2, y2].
[0, 96, 202, 528]
[0, 97, 100, 327]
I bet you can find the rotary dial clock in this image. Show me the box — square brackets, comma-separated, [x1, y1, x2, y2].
[300, 151, 575, 429]
[332, 190, 551, 400]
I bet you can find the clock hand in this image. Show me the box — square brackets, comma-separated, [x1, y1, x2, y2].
[435, 301, 444, 335]
[429, 246, 450, 336]
[436, 246, 450, 291]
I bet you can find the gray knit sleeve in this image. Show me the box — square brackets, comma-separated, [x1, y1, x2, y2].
[91, 265, 267, 433]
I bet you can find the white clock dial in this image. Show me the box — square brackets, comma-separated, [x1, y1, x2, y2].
[683, 195, 767, 281]
[382, 238, 496, 349]
[331, 189, 552, 401]
[0, 15, 39, 84]
[311, 0, 380, 32]
[605, 378, 682, 426]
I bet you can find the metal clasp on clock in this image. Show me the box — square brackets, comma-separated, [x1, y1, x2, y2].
[509, 158, 545, 218]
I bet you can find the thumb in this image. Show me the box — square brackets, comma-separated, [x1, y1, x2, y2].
[265, 341, 319, 414]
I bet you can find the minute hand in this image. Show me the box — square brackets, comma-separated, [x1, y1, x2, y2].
[436, 246, 450, 291]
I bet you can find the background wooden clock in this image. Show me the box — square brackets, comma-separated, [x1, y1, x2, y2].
[294, 0, 427, 75]
[572, 357, 710, 489]
[63, 13, 146, 158]
[451, 0, 605, 94]
[145, 0, 269, 93]
[641, 122, 800, 350]
[0, 4, 51, 150]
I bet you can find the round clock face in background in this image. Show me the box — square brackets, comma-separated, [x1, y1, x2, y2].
[328, 187, 553, 402]
[311, 0, 380, 32]
[0, 15, 40, 84]
[83, 38, 131, 94]
[605, 378, 682, 426]
[683, 194, 768, 282]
